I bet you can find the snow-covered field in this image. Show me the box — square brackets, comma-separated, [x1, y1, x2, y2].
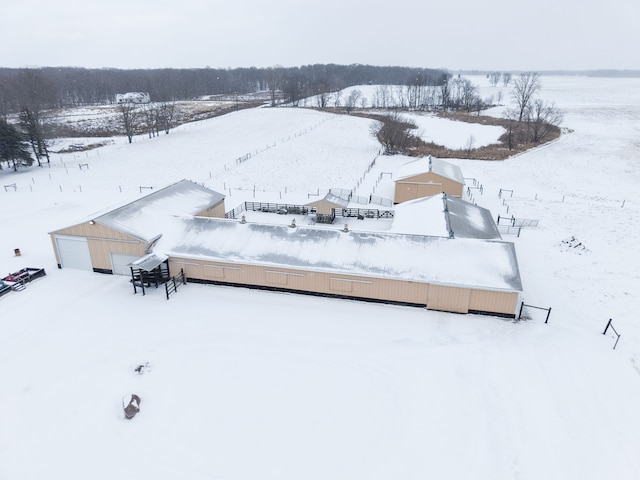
[1, 75, 640, 480]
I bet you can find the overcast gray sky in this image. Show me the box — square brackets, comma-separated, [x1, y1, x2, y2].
[2, 0, 639, 71]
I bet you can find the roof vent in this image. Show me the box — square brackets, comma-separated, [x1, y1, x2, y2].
[289, 218, 297, 228]
[342, 223, 349, 232]
[240, 215, 246, 224]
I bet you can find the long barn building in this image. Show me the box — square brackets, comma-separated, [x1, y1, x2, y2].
[49, 180, 522, 317]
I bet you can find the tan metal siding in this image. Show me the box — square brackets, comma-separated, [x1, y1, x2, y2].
[394, 173, 463, 203]
[395, 182, 443, 203]
[169, 258, 516, 316]
[87, 238, 147, 271]
[427, 285, 471, 313]
[306, 200, 337, 215]
[468, 290, 519, 316]
[50, 223, 147, 271]
[196, 201, 226, 218]
[169, 257, 430, 305]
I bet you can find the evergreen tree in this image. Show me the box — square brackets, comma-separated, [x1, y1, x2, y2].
[0, 120, 33, 171]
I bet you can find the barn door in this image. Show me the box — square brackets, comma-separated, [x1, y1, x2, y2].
[55, 235, 92, 271]
[110, 254, 140, 275]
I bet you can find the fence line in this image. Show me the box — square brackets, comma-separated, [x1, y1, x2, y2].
[369, 195, 393, 207]
[497, 215, 539, 228]
[518, 302, 552, 323]
[165, 269, 186, 300]
[602, 318, 621, 349]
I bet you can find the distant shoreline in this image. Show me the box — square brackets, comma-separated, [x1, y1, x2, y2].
[456, 69, 640, 78]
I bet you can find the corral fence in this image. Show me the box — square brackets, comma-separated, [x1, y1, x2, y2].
[227, 201, 395, 220]
[243, 201, 310, 215]
[329, 188, 352, 201]
[225, 201, 394, 222]
[497, 215, 540, 237]
[498, 188, 513, 198]
[518, 302, 552, 323]
[225, 203, 246, 219]
[497, 225, 522, 237]
[336, 208, 394, 220]
[497, 215, 540, 228]
[369, 195, 394, 207]
[165, 269, 186, 300]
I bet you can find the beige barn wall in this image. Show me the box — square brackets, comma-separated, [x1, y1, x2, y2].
[468, 290, 519, 316]
[306, 200, 338, 215]
[49, 222, 148, 270]
[169, 257, 517, 316]
[169, 258, 430, 305]
[394, 173, 464, 203]
[87, 239, 148, 270]
[394, 182, 443, 203]
[196, 202, 226, 218]
[427, 284, 471, 313]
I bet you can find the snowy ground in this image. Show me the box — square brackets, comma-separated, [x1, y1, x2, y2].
[1, 76, 640, 480]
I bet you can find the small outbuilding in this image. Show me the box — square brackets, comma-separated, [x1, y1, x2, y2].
[394, 156, 465, 203]
[305, 192, 350, 224]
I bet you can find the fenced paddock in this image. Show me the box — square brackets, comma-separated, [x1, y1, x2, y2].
[226, 201, 394, 221]
[243, 202, 310, 215]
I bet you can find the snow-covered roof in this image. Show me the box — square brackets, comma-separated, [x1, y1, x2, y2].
[390, 195, 502, 240]
[444, 196, 501, 239]
[94, 180, 224, 242]
[390, 195, 449, 236]
[307, 192, 350, 209]
[155, 216, 522, 293]
[395, 156, 465, 184]
[128, 252, 168, 272]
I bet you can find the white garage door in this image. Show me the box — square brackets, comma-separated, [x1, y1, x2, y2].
[55, 235, 92, 271]
[111, 254, 139, 276]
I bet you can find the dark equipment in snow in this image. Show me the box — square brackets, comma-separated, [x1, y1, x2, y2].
[124, 394, 141, 419]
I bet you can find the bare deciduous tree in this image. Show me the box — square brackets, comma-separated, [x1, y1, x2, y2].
[504, 108, 521, 150]
[526, 99, 563, 142]
[117, 102, 139, 143]
[440, 75, 452, 111]
[488, 72, 501, 86]
[344, 89, 362, 114]
[157, 102, 177, 134]
[502, 72, 512, 87]
[266, 67, 282, 107]
[370, 112, 417, 154]
[512, 72, 540, 121]
[333, 90, 342, 108]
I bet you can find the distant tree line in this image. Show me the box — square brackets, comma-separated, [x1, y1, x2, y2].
[0, 64, 448, 116]
[0, 64, 447, 168]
